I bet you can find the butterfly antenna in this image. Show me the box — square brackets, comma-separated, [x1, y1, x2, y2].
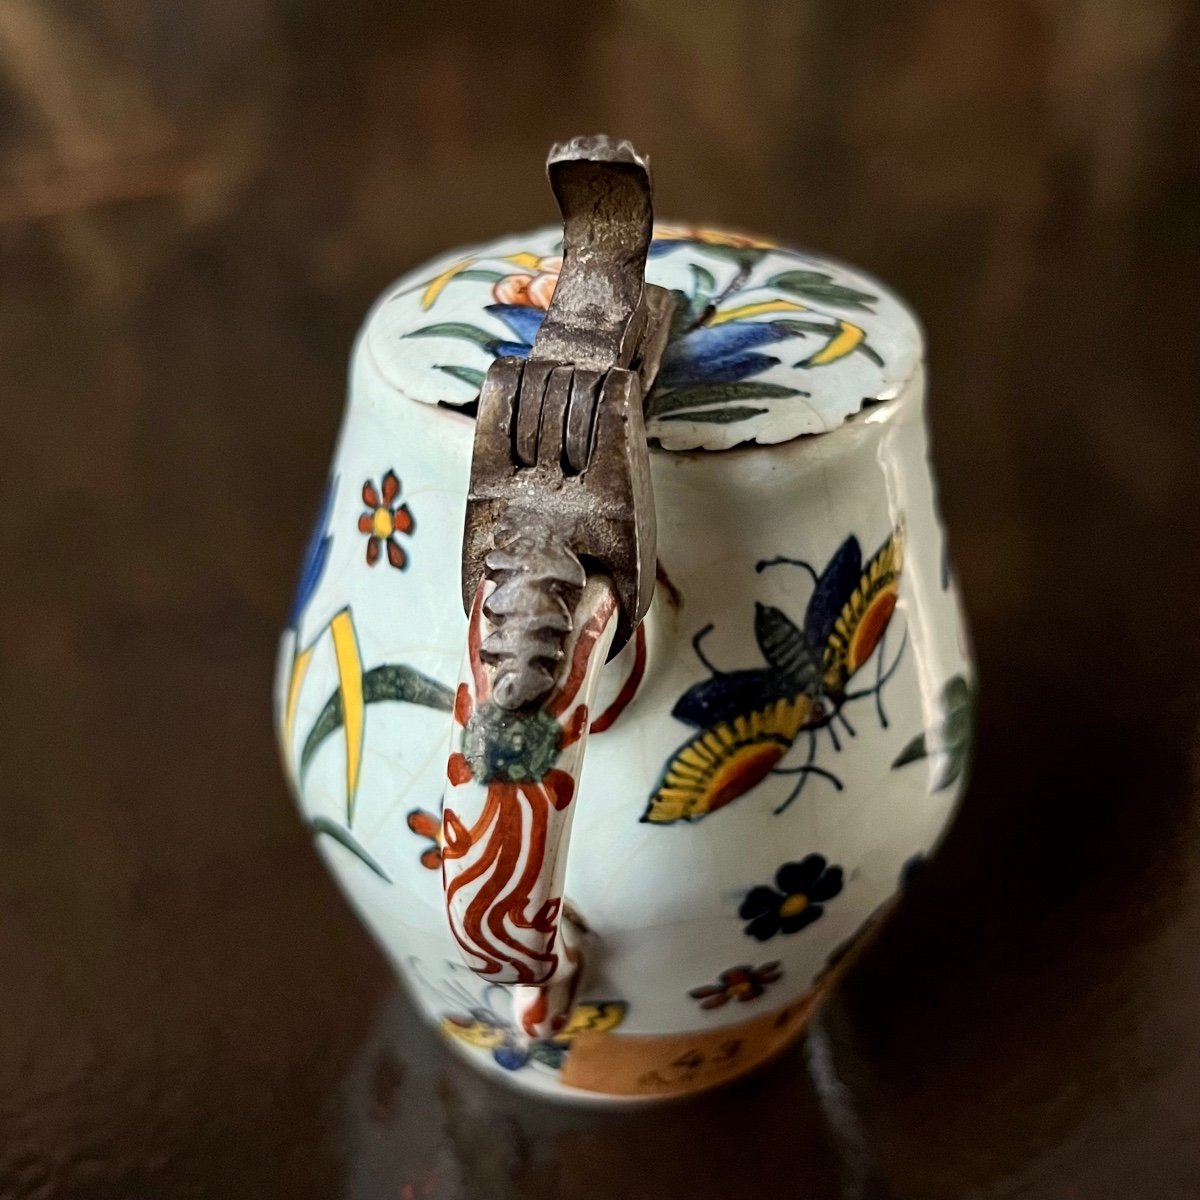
[691, 623, 723, 674]
[772, 765, 845, 814]
[843, 626, 909, 719]
[755, 555, 820, 584]
[875, 626, 908, 728]
[770, 731, 843, 812]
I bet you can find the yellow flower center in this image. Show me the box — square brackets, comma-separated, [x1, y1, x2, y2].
[729, 980, 754, 999]
[371, 507, 395, 538]
[779, 894, 809, 919]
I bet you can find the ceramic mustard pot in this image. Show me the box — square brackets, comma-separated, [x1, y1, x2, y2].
[276, 136, 973, 1102]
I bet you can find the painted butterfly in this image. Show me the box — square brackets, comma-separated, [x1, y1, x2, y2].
[642, 525, 904, 825]
[440, 1000, 627, 1072]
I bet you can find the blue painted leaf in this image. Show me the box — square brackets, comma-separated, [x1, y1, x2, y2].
[485, 302, 546, 348]
[658, 322, 792, 388]
[288, 475, 336, 628]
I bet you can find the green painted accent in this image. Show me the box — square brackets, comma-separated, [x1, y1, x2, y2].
[462, 700, 562, 784]
[657, 406, 769, 425]
[406, 322, 498, 351]
[301, 664, 454, 781]
[755, 603, 817, 687]
[450, 268, 505, 283]
[892, 674, 974, 792]
[311, 816, 391, 882]
[647, 381, 803, 419]
[768, 270, 878, 312]
[688, 262, 717, 300]
[437, 363, 486, 389]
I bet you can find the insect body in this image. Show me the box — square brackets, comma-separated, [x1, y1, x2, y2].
[642, 525, 905, 825]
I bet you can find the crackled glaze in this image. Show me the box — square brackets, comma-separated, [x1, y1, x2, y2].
[275, 228, 971, 1102]
[364, 224, 922, 452]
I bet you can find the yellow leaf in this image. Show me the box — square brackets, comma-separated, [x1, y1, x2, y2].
[558, 1002, 627, 1041]
[329, 609, 365, 821]
[420, 257, 473, 309]
[282, 643, 316, 767]
[708, 298, 807, 326]
[440, 1017, 508, 1050]
[807, 320, 865, 365]
[502, 251, 543, 271]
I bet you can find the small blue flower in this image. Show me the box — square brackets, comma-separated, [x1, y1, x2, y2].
[492, 1043, 529, 1071]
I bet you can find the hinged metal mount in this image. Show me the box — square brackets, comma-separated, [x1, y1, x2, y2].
[461, 136, 673, 710]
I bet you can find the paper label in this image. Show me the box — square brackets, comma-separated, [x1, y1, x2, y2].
[560, 985, 828, 1098]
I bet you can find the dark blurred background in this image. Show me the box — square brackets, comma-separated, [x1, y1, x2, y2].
[2, 2, 1199, 1197]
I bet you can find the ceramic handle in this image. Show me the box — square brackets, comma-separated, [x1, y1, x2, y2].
[441, 576, 619, 1037]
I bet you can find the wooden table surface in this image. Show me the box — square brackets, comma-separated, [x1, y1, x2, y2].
[3, 3, 1199, 1197]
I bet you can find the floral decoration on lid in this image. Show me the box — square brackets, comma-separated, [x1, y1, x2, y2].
[364, 225, 922, 452]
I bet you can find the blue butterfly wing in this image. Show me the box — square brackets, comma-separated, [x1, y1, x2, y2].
[672, 667, 794, 727]
[804, 536, 862, 652]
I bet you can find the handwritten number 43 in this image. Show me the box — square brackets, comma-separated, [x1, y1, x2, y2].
[638, 1039, 744, 1087]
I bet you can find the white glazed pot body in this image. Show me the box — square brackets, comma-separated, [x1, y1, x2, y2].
[276, 242, 972, 1103]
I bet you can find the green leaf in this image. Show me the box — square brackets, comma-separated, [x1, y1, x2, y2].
[301, 664, 454, 780]
[667, 288, 697, 339]
[755, 603, 817, 686]
[406, 322, 498, 351]
[449, 268, 505, 283]
[773, 319, 845, 337]
[697, 245, 773, 267]
[657, 406, 768, 425]
[689, 263, 717, 302]
[436, 364, 486, 389]
[647, 381, 802, 418]
[892, 733, 929, 769]
[855, 342, 885, 367]
[527, 1041, 567, 1069]
[768, 271, 878, 312]
[891, 673, 975, 793]
[311, 816, 391, 882]
[931, 751, 965, 793]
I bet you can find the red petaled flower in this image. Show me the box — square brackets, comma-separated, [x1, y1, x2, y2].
[357, 470, 415, 569]
[688, 962, 783, 1009]
[406, 808, 442, 869]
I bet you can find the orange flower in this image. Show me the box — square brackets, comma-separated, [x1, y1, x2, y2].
[492, 256, 562, 310]
[357, 470, 414, 569]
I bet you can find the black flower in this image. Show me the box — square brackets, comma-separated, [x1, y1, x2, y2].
[739, 854, 844, 941]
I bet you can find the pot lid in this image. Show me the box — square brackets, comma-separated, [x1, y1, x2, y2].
[363, 223, 922, 452]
